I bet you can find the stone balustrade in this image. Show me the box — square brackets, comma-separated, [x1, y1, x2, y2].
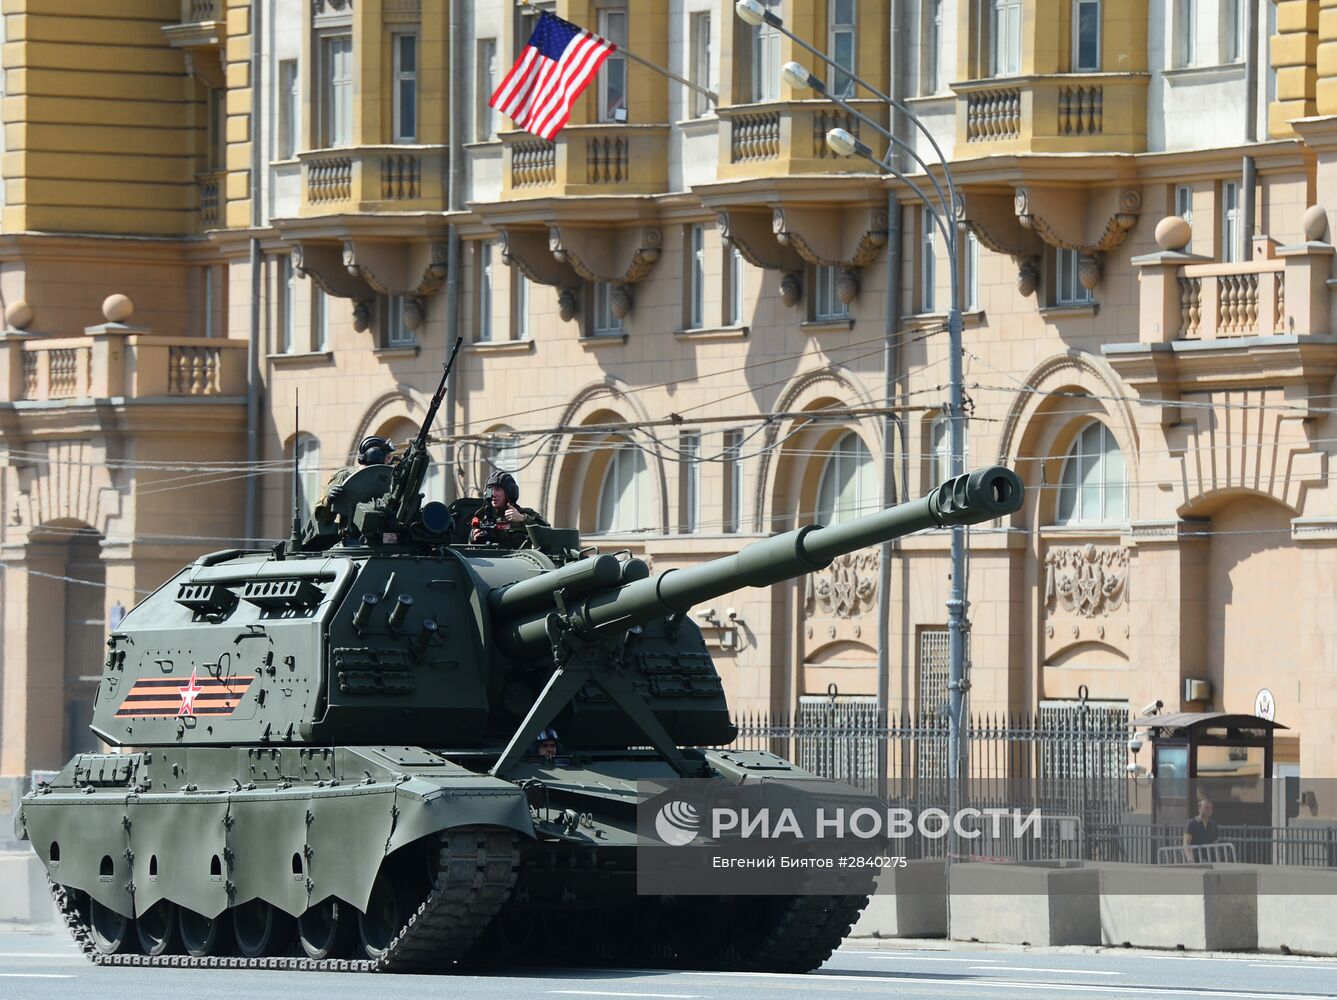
[3, 333, 246, 403]
[182, 0, 218, 22]
[1135, 234, 1332, 343]
[501, 125, 669, 196]
[954, 73, 1148, 156]
[299, 146, 448, 214]
[716, 101, 887, 181]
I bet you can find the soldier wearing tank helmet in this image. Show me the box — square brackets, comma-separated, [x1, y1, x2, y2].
[312, 434, 398, 532]
[470, 469, 545, 547]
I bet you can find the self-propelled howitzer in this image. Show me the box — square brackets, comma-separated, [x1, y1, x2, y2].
[18, 465, 1023, 975]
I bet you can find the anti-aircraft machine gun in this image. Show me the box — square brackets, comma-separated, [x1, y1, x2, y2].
[17, 334, 1024, 973]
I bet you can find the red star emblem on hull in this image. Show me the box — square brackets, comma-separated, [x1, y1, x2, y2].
[178, 668, 204, 716]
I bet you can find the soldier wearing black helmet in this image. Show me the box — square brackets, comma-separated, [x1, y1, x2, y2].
[312, 435, 398, 530]
[470, 469, 545, 547]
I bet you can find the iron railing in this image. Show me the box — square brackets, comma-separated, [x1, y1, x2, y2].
[730, 706, 1337, 866]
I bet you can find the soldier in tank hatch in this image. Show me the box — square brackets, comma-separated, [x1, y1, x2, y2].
[470, 470, 546, 548]
[308, 435, 399, 544]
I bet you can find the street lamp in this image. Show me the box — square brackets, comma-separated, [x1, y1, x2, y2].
[738, 2, 973, 864]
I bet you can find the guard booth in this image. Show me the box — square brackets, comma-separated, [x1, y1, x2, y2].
[1135, 713, 1285, 861]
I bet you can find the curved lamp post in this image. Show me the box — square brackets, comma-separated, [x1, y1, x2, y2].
[736, 0, 972, 863]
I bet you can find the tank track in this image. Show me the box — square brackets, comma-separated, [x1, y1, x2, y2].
[49, 826, 519, 973]
[726, 892, 870, 973]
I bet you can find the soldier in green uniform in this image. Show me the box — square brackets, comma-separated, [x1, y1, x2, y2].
[311, 435, 396, 534]
[469, 471, 546, 548]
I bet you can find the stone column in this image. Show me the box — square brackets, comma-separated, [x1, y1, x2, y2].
[0, 540, 69, 775]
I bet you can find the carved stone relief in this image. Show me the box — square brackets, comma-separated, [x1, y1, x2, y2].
[1044, 544, 1129, 619]
[805, 551, 879, 620]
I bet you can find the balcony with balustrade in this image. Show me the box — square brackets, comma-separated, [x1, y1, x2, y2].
[162, 0, 224, 52]
[298, 146, 449, 216]
[714, 101, 887, 182]
[2, 329, 247, 405]
[499, 125, 670, 198]
[1108, 223, 1337, 421]
[953, 74, 1149, 157]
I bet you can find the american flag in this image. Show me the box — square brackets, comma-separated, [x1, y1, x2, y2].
[489, 11, 617, 141]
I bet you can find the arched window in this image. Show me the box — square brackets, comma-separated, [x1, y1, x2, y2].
[596, 440, 652, 534]
[294, 434, 321, 522]
[816, 432, 875, 525]
[1056, 420, 1126, 523]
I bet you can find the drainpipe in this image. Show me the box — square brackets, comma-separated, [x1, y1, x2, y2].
[442, 0, 466, 503]
[1243, 154, 1256, 260]
[244, 0, 265, 545]
[877, 195, 903, 799]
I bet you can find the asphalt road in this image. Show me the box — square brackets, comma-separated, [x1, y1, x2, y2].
[4, 930, 1337, 1000]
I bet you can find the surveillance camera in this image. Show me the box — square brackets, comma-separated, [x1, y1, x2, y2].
[1139, 699, 1164, 717]
[726, 608, 738, 621]
[1125, 763, 1146, 776]
[1127, 735, 1143, 754]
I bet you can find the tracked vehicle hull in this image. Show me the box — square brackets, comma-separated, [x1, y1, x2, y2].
[21, 746, 871, 972]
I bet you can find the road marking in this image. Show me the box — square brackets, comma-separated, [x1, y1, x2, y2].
[1248, 963, 1337, 972]
[548, 993, 706, 999]
[0, 973, 78, 979]
[682, 970, 1329, 998]
[969, 965, 1123, 976]
[852, 954, 984, 963]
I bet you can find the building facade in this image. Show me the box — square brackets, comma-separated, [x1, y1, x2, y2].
[8, 0, 1337, 803]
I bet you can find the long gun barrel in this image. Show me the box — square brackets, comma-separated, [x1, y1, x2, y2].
[498, 466, 1022, 657]
[390, 335, 464, 526]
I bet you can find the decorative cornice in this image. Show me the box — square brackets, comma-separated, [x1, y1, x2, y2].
[772, 206, 888, 267]
[716, 208, 805, 272]
[341, 239, 447, 297]
[1015, 186, 1142, 253]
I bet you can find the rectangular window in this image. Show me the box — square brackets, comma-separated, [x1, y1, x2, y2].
[296, 436, 321, 524]
[688, 223, 706, 329]
[478, 243, 494, 341]
[1056, 247, 1093, 305]
[512, 267, 530, 340]
[751, 0, 781, 101]
[313, 287, 329, 350]
[925, 0, 944, 94]
[393, 32, 418, 143]
[690, 13, 712, 118]
[829, 0, 856, 98]
[321, 34, 353, 147]
[813, 265, 849, 321]
[1074, 0, 1100, 71]
[680, 430, 701, 533]
[278, 59, 299, 160]
[1221, 180, 1240, 263]
[1178, 0, 1196, 68]
[992, 0, 1022, 77]
[723, 429, 742, 533]
[921, 207, 937, 313]
[724, 244, 744, 326]
[476, 38, 498, 140]
[593, 282, 622, 336]
[280, 255, 296, 353]
[964, 230, 980, 312]
[599, 8, 628, 122]
[386, 295, 415, 347]
[1175, 184, 1194, 254]
[1223, 0, 1242, 63]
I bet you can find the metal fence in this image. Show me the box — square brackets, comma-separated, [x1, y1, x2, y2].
[730, 705, 1337, 867]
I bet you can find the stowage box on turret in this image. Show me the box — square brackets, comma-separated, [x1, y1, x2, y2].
[17, 346, 1024, 972]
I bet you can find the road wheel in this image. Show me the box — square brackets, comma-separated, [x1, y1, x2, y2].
[233, 898, 293, 958]
[356, 869, 407, 960]
[89, 899, 135, 955]
[297, 897, 355, 960]
[179, 907, 233, 957]
[135, 900, 180, 956]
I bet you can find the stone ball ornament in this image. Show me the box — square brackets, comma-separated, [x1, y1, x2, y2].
[1303, 204, 1329, 243]
[102, 293, 134, 324]
[1154, 215, 1192, 253]
[5, 300, 33, 330]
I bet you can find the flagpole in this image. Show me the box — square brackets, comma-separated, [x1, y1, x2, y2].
[515, 0, 718, 107]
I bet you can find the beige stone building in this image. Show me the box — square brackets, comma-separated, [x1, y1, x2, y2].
[9, 0, 1337, 804]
